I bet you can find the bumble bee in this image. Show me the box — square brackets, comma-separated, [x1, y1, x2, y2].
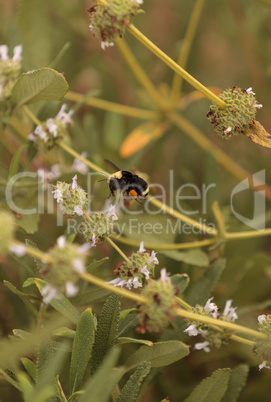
[100, 160, 149, 200]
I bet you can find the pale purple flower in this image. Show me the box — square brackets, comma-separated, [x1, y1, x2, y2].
[72, 257, 86, 274]
[147, 250, 159, 265]
[71, 152, 89, 174]
[194, 341, 210, 352]
[72, 174, 78, 190]
[74, 206, 84, 216]
[78, 243, 91, 254]
[57, 235, 66, 249]
[52, 189, 63, 203]
[223, 299, 238, 321]
[41, 284, 60, 304]
[141, 265, 150, 280]
[65, 282, 79, 297]
[9, 244, 26, 257]
[253, 104, 263, 109]
[258, 314, 267, 324]
[133, 277, 143, 289]
[184, 324, 199, 337]
[56, 104, 74, 125]
[101, 41, 114, 51]
[139, 241, 146, 253]
[204, 297, 218, 319]
[223, 127, 232, 136]
[12, 45, 23, 62]
[46, 118, 58, 137]
[90, 234, 97, 247]
[246, 87, 256, 95]
[259, 361, 270, 371]
[108, 278, 127, 287]
[0, 45, 9, 61]
[34, 125, 48, 142]
[160, 268, 170, 283]
[106, 204, 118, 221]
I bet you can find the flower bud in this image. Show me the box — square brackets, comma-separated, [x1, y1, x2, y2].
[0, 45, 23, 101]
[52, 176, 87, 216]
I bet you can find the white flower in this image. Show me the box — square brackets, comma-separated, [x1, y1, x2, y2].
[65, 282, 79, 297]
[52, 189, 63, 203]
[259, 361, 270, 371]
[139, 241, 146, 253]
[57, 235, 66, 248]
[147, 250, 159, 265]
[194, 341, 210, 352]
[184, 324, 199, 336]
[90, 234, 97, 247]
[72, 174, 78, 190]
[74, 206, 84, 216]
[223, 299, 238, 321]
[13, 45, 23, 62]
[141, 265, 150, 279]
[133, 277, 143, 289]
[204, 297, 218, 319]
[9, 244, 26, 257]
[106, 204, 118, 221]
[78, 243, 91, 254]
[0, 45, 9, 61]
[72, 257, 86, 274]
[108, 278, 127, 287]
[160, 268, 171, 283]
[46, 118, 58, 137]
[101, 41, 114, 51]
[247, 87, 256, 95]
[223, 127, 232, 136]
[45, 164, 61, 181]
[56, 104, 74, 125]
[136, 0, 143, 4]
[253, 104, 263, 109]
[34, 125, 48, 142]
[258, 314, 267, 324]
[28, 133, 36, 141]
[71, 152, 89, 174]
[41, 284, 60, 304]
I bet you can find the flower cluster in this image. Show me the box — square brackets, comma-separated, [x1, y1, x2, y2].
[207, 86, 262, 139]
[52, 175, 88, 216]
[254, 314, 271, 371]
[108, 242, 158, 290]
[87, 0, 144, 50]
[80, 204, 118, 243]
[0, 44, 22, 102]
[184, 298, 238, 352]
[40, 236, 90, 303]
[136, 269, 178, 333]
[28, 104, 73, 151]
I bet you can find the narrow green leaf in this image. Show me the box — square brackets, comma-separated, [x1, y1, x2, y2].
[13, 329, 32, 340]
[0, 369, 21, 391]
[56, 375, 67, 402]
[171, 273, 190, 294]
[185, 258, 226, 305]
[221, 365, 249, 402]
[34, 279, 79, 324]
[9, 144, 28, 179]
[90, 294, 121, 373]
[86, 257, 109, 272]
[78, 347, 124, 402]
[21, 357, 37, 382]
[115, 362, 151, 402]
[4, 280, 30, 298]
[117, 337, 153, 346]
[70, 308, 95, 392]
[25, 239, 43, 272]
[11, 68, 69, 106]
[184, 368, 231, 402]
[36, 340, 55, 388]
[125, 341, 189, 370]
[17, 372, 34, 401]
[53, 327, 75, 339]
[161, 249, 209, 266]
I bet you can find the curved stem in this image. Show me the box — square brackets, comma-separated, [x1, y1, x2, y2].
[128, 24, 226, 108]
[65, 91, 159, 120]
[225, 228, 271, 240]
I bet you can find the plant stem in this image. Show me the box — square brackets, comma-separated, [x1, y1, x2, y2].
[112, 235, 216, 250]
[176, 296, 193, 310]
[225, 228, 271, 240]
[128, 24, 226, 108]
[23, 105, 42, 126]
[65, 91, 159, 120]
[170, 0, 205, 102]
[10, 241, 53, 263]
[80, 272, 147, 303]
[176, 308, 267, 339]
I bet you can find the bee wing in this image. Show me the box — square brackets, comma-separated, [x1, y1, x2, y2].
[104, 159, 121, 172]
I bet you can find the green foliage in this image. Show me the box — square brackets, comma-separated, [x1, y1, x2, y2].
[115, 361, 151, 402]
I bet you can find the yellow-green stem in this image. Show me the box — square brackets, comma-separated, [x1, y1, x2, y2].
[112, 234, 216, 250]
[128, 24, 226, 108]
[230, 335, 255, 346]
[225, 228, 271, 240]
[177, 308, 267, 339]
[23, 105, 42, 126]
[176, 296, 193, 310]
[80, 272, 147, 303]
[65, 91, 159, 120]
[170, 0, 205, 102]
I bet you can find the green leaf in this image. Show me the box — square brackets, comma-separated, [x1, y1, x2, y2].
[160, 249, 209, 266]
[56, 375, 67, 402]
[9, 144, 28, 179]
[125, 341, 189, 370]
[34, 279, 80, 324]
[13, 329, 32, 340]
[0, 369, 21, 391]
[184, 368, 231, 402]
[17, 213, 40, 234]
[4, 280, 38, 316]
[25, 239, 43, 272]
[11, 68, 69, 106]
[78, 347, 124, 402]
[221, 365, 249, 402]
[90, 294, 121, 373]
[117, 337, 153, 346]
[171, 273, 190, 294]
[53, 327, 75, 339]
[21, 357, 37, 382]
[185, 258, 226, 305]
[70, 308, 95, 392]
[115, 362, 151, 402]
[86, 257, 109, 272]
[17, 372, 34, 401]
[36, 339, 55, 389]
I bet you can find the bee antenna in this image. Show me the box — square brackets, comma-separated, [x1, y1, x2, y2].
[97, 171, 109, 182]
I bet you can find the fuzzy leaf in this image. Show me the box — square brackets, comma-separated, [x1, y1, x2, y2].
[185, 258, 226, 305]
[125, 341, 189, 370]
[117, 337, 153, 346]
[115, 362, 151, 402]
[243, 120, 271, 149]
[25, 239, 43, 272]
[21, 357, 37, 382]
[161, 248, 209, 266]
[90, 294, 121, 373]
[78, 347, 124, 402]
[17, 372, 34, 401]
[34, 279, 80, 324]
[221, 365, 249, 402]
[53, 327, 75, 339]
[171, 273, 190, 294]
[184, 368, 231, 402]
[11, 68, 69, 106]
[70, 308, 95, 392]
[36, 339, 55, 388]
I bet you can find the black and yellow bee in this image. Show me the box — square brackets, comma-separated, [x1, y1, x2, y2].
[100, 160, 149, 200]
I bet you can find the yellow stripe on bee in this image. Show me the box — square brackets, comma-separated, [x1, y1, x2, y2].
[142, 187, 149, 196]
[111, 171, 123, 179]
